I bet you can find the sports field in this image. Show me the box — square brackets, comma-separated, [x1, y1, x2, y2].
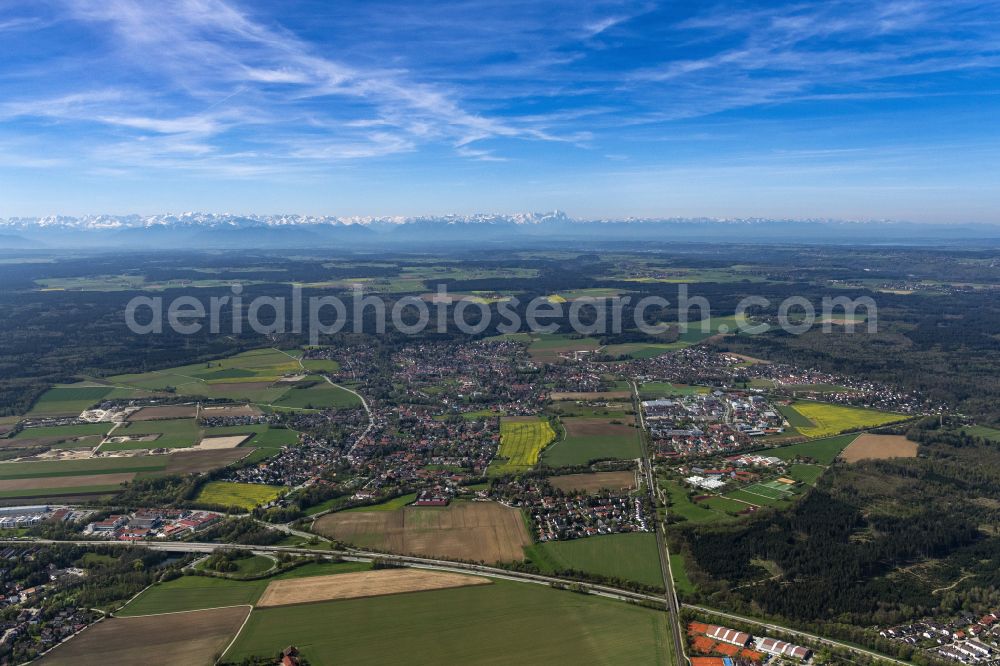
[542, 418, 643, 467]
[489, 417, 556, 475]
[314, 501, 531, 563]
[195, 481, 284, 509]
[524, 532, 663, 589]
[779, 401, 907, 438]
[722, 478, 802, 508]
[223, 578, 671, 666]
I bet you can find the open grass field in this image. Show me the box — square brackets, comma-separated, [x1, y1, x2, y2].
[526, 334, 601, 363]
[27, 386, 112, 417]
[548, 471, 636, 494]
[105, 348, 305, 405]
[195, 481, 284, 509]
[840, 434, 918, 462]
[223, 578, 671, 666]
[103, 418, 201, 450]
[201, 424, 298, 450]
[663, 480, 736, 524]
[38, 606, 251, 666]
[670, 553, 695, 595]
[524, 532, 663, 588]
[343, 492, 418, 512]
[202, 554, 274, 576]
[787, 463, 825, 485]
[257, 569, 490, 607]
[314, 501, 531, 563]
[780, 401, 907, 438]
[964, 425, 1000, 443]
[489, 417, 556, 475]
[767, 433, 859, 464]
[542, 418, 643, 467]
[273, 382, 361, 409]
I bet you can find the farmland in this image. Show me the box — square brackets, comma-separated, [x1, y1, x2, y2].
[524, 532, 664, 588]
[314, 501, 531, 563]
[37, 605, 251, 666]
[638, 382, 709, 399]
[118, 561, 373, 616]
[101, 418, 201, 450]
[27, 386, 112, 417]
[195, 481, 284, 509]
[223, 578, 671, 666]
[840, 433, 918, 462]
[542, 418, 643, 467]
[778, 401, 907, 438]
[256, 569, 490, 606]
[489, 417, 556, 475]
[547, 470, 636, 494]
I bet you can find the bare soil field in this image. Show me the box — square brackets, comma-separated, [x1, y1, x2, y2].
[128, 405, 198, 421]
[314, 501, 531, 563]
[38, 605, 250, 666]
[191, 435, 249, 450]
[548, 471, 636, 494]
[0, 472, 135, 491]
[200, 404, 261, 418]
[563, 418, 636, 437]
[550, 391, 632, 401]
[257, 569, 490, 607]
[840, 434, 918, 462]
[164, 448, 252, 474]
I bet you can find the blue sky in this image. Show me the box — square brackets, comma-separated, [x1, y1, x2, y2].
[1, 0, 999, 222]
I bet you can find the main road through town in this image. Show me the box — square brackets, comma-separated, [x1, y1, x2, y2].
[633, 381, 689, 666]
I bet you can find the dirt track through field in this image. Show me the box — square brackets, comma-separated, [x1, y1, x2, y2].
[840, 434, 918, 462]
[38, 605, 250, 666]
[314, 501, 531, 563]
[257, 569, 490, 607]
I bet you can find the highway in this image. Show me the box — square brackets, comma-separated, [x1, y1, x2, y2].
[633, 381, 689, 666]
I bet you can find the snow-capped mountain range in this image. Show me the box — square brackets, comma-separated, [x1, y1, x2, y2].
[0, 212, 996, 248]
